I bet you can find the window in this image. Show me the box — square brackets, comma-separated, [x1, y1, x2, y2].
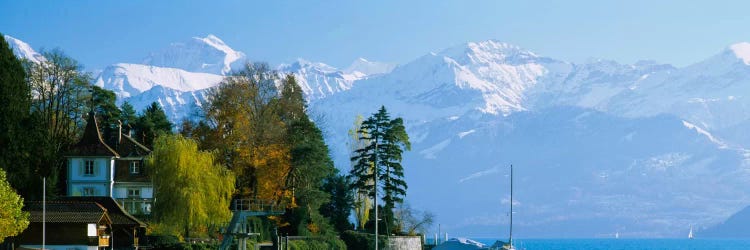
[128, 188, 141, 198]
[84, 160, 95, 176]
[82, 187, 95, 196]
[129, 161, 140, 174]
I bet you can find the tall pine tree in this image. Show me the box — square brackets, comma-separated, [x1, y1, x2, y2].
[0, 34, 33, 196]
[90, 86, 121, 144]
[350, 106, 410, 234]
[119, 101, 137, 135]
[134, 102, 173, 147]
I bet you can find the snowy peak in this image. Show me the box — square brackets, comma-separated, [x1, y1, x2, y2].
[440, 40, 543, 66]
[283, 58, 339, 74]
[729, 42, 750, 65]
[343, 57, 396, 76]
[4, 35, 45, 63]
[95, 63, 224, 99]
[393, 40, 550, 115]
[142, 34, 246, 75]
[278, 58, 362, 101]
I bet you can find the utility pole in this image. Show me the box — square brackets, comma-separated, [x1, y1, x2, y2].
[374, 135, 379, 250]
[43, 177, 46, 250]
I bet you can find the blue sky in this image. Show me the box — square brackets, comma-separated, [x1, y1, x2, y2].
[2, 0, 750, 70]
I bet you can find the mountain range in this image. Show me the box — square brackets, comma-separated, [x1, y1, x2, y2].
[7, 34, 750, 238]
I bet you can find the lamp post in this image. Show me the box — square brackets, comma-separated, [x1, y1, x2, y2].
[374, 138, 378, 250]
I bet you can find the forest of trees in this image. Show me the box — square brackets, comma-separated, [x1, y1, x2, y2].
[0, 34, 433, 248]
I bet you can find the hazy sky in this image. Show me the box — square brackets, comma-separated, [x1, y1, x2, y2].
[2, 0, 750, 70]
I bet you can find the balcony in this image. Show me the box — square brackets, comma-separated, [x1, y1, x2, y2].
[116, 198, 153, 216]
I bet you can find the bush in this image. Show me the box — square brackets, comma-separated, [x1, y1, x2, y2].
[341, 230, 388, 250]
[143, 235, 181, 250]
[287, 238, 346, 250]
[181, 242, 220, 250]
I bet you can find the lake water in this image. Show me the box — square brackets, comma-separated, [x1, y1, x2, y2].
[465, 238, 750, 250]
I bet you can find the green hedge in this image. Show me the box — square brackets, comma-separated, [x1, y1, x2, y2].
[341, 230, 389, 250]
[288, 238, 346, 250]
[142, 235, 220, 250]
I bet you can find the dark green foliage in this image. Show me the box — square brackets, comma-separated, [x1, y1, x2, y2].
[279, 74, 306, 124]
[320, 174, 355, 233]
[181, 242, 220, 250]
[361, 205, 393, 235]
[0, 33, 33, 196]
[90, 86, 121, 143]
[279, 74, 342, 237]
[143, 235, 181, 250]
[247, 216, 275, 242]
[287, 238, 346, 250]
[134, 102, 173, 147]
[141, 235, 220, 250]
[6, 46, 90, 199]
[341, 230, 389, 250]
[349, 106, 411, 234]
[119, 101, 137, 134]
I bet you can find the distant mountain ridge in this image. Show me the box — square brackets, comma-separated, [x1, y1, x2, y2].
[141, 34, 246, 75]
[8, 34, 750, 238]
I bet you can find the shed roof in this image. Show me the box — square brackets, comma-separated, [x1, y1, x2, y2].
[24, 201, 109, 224]
[59, 196, 147, 227]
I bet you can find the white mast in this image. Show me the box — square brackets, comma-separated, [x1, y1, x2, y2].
[688, 225, 694, 239]
[510, 164, 513, 247]
[507, 164, 515, 250]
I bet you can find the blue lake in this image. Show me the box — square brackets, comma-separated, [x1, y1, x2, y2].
[464, 239, 750, 250]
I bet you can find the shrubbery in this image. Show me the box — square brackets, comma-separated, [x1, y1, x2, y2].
[141, 235, 219, 250]
[286, 237, 346, 250]
[341, 230, 388, 250]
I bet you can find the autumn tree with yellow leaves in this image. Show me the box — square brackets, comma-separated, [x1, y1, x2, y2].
[193, 63, 349, 242]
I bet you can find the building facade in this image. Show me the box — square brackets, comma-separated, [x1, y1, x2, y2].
[66, 113, 153, 217]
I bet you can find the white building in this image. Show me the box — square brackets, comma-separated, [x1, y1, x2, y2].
[66, 113, 153, 216]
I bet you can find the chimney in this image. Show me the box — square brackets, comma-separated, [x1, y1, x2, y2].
[118, 120, 122, 144]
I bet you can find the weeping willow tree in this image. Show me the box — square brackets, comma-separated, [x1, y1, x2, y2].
[348, 115, 372, 230]
[147, 134, 235, 238]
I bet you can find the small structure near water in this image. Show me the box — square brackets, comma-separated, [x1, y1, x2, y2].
[432, 238, 489, 250]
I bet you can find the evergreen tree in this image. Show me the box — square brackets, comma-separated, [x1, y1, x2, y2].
[280, 75, 340, 237]
[0, 33, 33, 195]
[350, 106, 410, 234]
[90, 86, 121, 143]
[134, 102, 173, 147]
[320, 173, 354, 233]
[348, 115, 372, 230]
[119, 101, 137, 135]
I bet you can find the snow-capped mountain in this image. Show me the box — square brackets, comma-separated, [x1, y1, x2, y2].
[343, 57, 396, 76]
[4, 35, 45, 63]
[142, 34, 246, 75]
[308, 40, 750, 238]
[94, 36, 374, 118]
[278, 59, 365, 101]
[9, 34, 750, 238]
[93, 63, 224, 121]
[95, 63, 224, 98]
